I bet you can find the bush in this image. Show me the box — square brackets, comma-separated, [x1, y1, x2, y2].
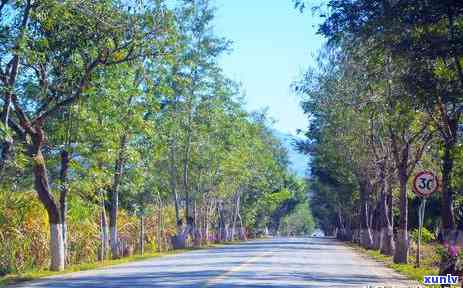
[410, 227, 436, 244]
[0, 191, 49, 275]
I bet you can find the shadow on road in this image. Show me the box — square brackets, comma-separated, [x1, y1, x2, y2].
[11, 237, 415, 288]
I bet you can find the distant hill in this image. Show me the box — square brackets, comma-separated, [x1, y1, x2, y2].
[275, 131, 308, 178]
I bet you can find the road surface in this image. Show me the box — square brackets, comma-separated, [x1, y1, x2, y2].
[11, 237, 419, 288]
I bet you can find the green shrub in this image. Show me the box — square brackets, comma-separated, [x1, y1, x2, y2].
[410, 227, 436, 244]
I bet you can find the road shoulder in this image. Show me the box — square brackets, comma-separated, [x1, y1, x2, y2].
[346, 241, 432, 287]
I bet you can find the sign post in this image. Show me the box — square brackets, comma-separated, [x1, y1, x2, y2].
[412, 171, 438, 268]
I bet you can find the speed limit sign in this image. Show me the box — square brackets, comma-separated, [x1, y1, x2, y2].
[413, 171, 438, 197]
[413, 171, 438, 268]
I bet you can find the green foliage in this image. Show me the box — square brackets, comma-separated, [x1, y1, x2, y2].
[0, 0, 313, 277]
[293, 1, 463, 252]
[410, 228, 436, 244]
[260, 190, 292, 214]
[279, 201, 315, 236]
[0, 191, 49, 275]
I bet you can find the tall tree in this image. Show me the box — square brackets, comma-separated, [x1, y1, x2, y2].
[0, 0, 171, 270]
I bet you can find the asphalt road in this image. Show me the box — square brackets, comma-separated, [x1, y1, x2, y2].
[12, 237, 420, 288]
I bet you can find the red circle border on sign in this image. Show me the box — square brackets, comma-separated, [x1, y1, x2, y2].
[412, 171, 438, 198]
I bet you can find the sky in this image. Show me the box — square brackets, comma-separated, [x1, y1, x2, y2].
[214, 0, 324, 135]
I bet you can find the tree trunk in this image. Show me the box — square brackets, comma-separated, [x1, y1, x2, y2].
[217, 201, 227, 242]
[371, 204, 381, 250]
[50, 223, 65, 271]
[59, 149, 69, 263]
[336, 210, 346, 241]
[156, 195, 163, 253]
[199, 197, 205, 244]
[359, 175, 373, 249]
[110, 134, 129, 259]
[31, 135, 64, 271]
[231, 192, 240, 240]
[394, 163, 409, 264]
[438, 125, 458, 277]
[99, 198, 109, 261]
[170, 138, 181, 231]
[0, 138, 12, 181]
[192, 201, 201, 247]
[140, 215, 144, 255]
[204, 212, 210, 244]
[394, 228, 408, 264]
[379, 189, 394, 255]
[441, 140, 455, 241]
[380, 160, 394, 255]
[345, 216, 353, 241]
[238, 210, 246, 240]
[109, 218, 118, 258]
[204, 198, 213, 244]
[183, 127, 192, 222]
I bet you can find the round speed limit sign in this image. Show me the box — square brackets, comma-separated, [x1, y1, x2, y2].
[413, 171, 438, 197]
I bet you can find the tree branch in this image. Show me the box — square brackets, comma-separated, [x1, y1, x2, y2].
[407, 131, 435, 177]
[408, 118, 430, 145]
[10, 93, 34, 135]
[0, 110, 26, 140]
[6, 0, 32, 87]
[32, 58, 101, 124]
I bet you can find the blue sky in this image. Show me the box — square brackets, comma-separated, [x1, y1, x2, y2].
[214, 0, 324, 135]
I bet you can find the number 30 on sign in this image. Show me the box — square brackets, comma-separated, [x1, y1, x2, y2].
[413, 171, 438, 197]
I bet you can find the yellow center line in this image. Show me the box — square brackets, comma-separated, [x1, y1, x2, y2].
[203, 250, 275, 287]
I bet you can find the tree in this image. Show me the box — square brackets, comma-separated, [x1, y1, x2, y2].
[0, 0, 172, 270]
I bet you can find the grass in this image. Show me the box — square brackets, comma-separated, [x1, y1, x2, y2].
[348, 243, 444, 288]
[0, 244, 224, 288]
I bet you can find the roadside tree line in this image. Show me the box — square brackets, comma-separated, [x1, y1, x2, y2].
[294, 0, 463, 268]
[0, 0, 314, 275]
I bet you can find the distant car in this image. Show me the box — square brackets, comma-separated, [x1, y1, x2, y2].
[311, 229, 325, 238]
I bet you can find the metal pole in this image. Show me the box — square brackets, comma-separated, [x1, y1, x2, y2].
[416, 198, 427, 268]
